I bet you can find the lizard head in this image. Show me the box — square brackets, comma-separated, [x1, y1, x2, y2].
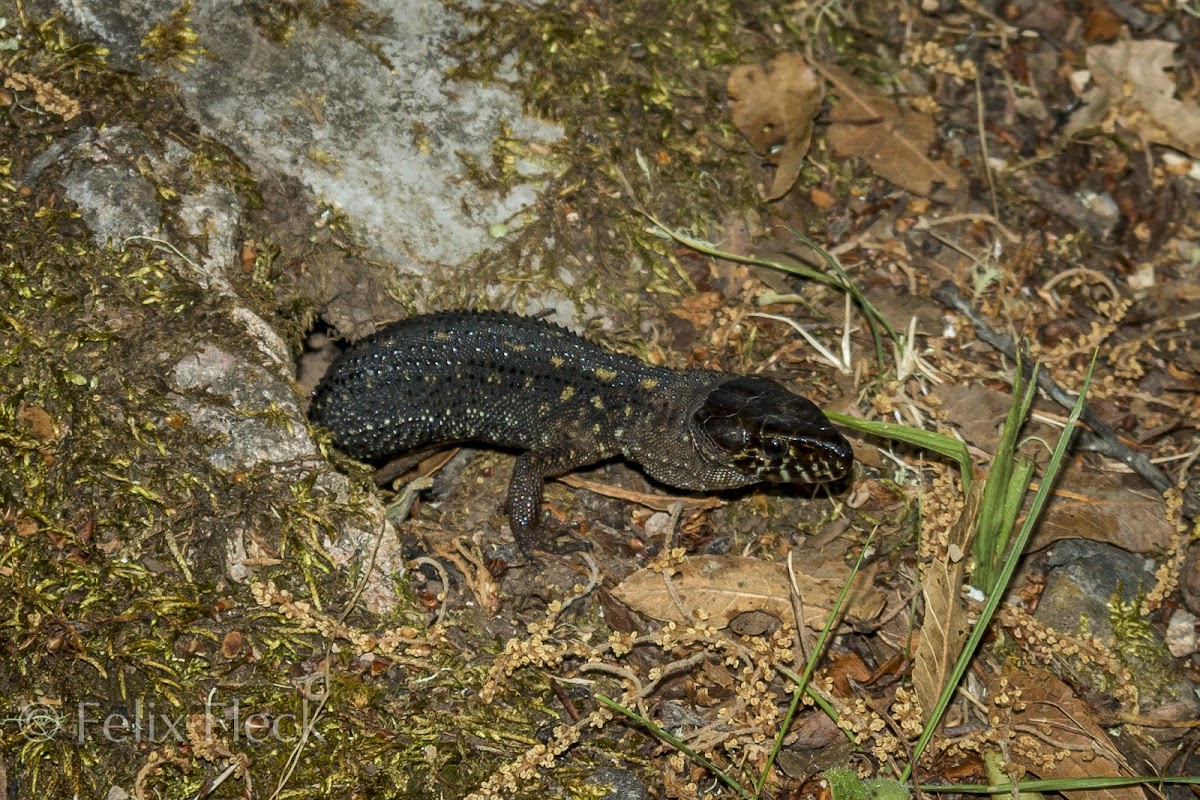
[694, 376, 853, 484]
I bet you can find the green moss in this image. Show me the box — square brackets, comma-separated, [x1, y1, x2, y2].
[0, 11, 672, 794]
[440, 0, 813, 321]
[1105, 594, 1178, 701]
[0, 4, 914, 794]
[0, 16, 536, 796]
[138, 0, 210, 72]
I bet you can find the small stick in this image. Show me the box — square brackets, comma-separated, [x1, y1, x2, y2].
[932, 280, 1198, 519]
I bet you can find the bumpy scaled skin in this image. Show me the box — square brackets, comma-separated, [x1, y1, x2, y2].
[309, 312, 853, 555]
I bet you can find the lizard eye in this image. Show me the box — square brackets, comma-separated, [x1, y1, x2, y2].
[763, 437, 788, 458]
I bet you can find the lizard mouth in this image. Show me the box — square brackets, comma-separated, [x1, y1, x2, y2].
[770, 440, 855, 483]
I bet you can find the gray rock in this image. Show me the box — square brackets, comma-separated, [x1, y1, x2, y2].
[1036, 539, 1200, 720]
[52, 125, 294, 368]
[39, 0, 562, 277]
[58, 129, 163, 246]
[1036, 539, 1155, 642]
[170, 344, 317, 471]
[39, 111, 408, 610]
[1165, 608, 1198, 658]
[171, 344, 406, 607]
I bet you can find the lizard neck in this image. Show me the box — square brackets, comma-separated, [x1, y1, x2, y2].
[620, 372, 758, 491]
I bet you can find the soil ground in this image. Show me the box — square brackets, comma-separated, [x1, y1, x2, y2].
[1, 1, 1199, 798]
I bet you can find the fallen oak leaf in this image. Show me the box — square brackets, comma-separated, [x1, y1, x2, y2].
[727, 52, 824, 201]
[817, 63, 963, 196]
[913, 481, 981, 723]
[1066, 39, 1200, 158]
[1030, 472, 1175, 555]
[984, 668, 1144, 800]
[825, 651, 875, 697]
[612, 554, 886, 631]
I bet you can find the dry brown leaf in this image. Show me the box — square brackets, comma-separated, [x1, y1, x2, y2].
[612, 554, 887, 631]
[1082, 3, 1123, 42]
[727, 53, 824, 201]
[929, 382, 1013, 455]
[17, 404, 57, 441]
[826, 651, 874, 697]
[668, 290, 725, 332]
[221, 631, 244, 659]
[818, 63, 963, 196]
[1067, 39, 1200, 158]
[1030, 473, 1174, 554]
[986, 668, 1143, 800]
[913, 481, 982, 722]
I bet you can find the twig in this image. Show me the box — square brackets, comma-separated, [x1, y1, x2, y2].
[1017, 176, 1116, 240]
[556, 473, 722, 513]
[912, 212, 1020, 244]
[974, 69, 1000, 223]
[933, 280, 1198, 518]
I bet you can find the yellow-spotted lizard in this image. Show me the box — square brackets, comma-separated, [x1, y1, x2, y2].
[309, 311, 852, 555]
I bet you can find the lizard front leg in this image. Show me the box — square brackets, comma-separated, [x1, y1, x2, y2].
[507, 436, 616, 556]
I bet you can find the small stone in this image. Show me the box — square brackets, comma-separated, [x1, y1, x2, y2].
[1165, 609, 1198, 658]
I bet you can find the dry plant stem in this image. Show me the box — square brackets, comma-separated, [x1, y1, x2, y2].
[786, 551, 814, 665]
[588, 653, 708, 704]
[550, 679, 581, 723]
[975, 68, 1000, 222]
[912, 212, 1019, 244]
[661, 560, 701, 629]
[578, 661, 642, 694]
[866, 696, 918, 789]
[933, 280, 1199, 518]
[1018, 176, 1116, 240]
[1040, 267, 1120, 303]
[559, 553, 602, 615]
[663, 500, 684, 552]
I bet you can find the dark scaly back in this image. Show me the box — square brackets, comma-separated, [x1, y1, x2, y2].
[308, 312, 679, 460]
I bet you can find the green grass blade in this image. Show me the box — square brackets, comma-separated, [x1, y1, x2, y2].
[596, 694, 755, 800]
[824, 411, 973, 491]
[972, 360, 1039, 591]
[638, 213, 898, 366]
[992, 458, 1035, 573]
[756, 527, 877, 794]
[786, 228, 894, 364]
[922, 777, 1200, 793]
[902, 353, 1098, 781]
